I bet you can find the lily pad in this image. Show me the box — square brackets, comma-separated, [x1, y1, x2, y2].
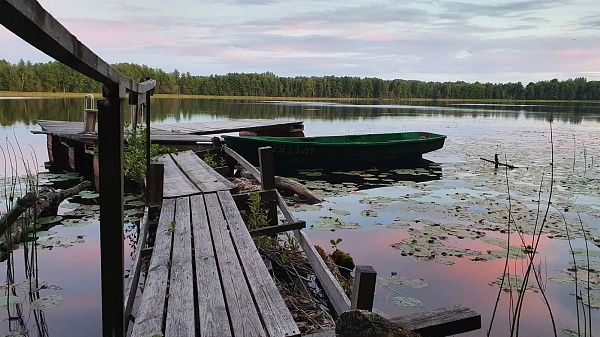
[361, 209, 378, 217]
[35, 216, 63, 225]
[312, 216, 360, 231]
[31, 295, 62, 310]
[381, 275, 428, 288]
[78, 191, 99, 199]
[329, 208, 351, 217]
[392, 295, 422, 307]
[38, 235, 85, 249]
[0, 295, 21, 308]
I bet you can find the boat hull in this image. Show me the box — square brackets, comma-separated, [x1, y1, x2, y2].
[223, 132, 446, 172]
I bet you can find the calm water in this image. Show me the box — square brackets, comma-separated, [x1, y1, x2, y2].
[0, 97, 599, 336]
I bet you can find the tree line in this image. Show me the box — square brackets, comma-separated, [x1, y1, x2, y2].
[2, 59, 600, 100]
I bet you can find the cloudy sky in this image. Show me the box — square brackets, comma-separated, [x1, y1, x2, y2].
[1, 0, 599, 83]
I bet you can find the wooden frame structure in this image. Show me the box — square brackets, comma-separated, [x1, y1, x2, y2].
[0, 1, 155, 336]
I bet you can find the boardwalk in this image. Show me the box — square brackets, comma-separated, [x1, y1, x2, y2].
[131, 151, 300, 337]
[35, 119, 304, 145]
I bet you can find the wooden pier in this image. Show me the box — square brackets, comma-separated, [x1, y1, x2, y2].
[129, 149, 303, 336]
[35, 119, 304, 189]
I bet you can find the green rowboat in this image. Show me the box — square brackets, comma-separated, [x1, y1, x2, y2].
[223, 132, 446, 172]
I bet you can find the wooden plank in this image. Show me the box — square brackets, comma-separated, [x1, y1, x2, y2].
[124, 207, 150, 331]
[169, 151, 234, 192]
[204, 193, 266, 337]
[155, 154, 200, 198]
[249, 221, 306, 237]
[223, 145, 261, 179]
[293, 229, 351, 316]
[392, 305, 481, 337]
[190, 194, 233, 337]
[0, 0, 155, 94]
[152, 119, 303, 136]
[165, 197, 195, 336]
[218, 191, 300, 337]
[130, 199, 176, 337]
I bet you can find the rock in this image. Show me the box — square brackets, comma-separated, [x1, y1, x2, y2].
[336, 310, 420, 337]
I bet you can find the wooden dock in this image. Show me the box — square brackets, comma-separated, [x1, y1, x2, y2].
[131, 150, 300, 337]
[35, 119, 304, 190]
[35, 119, 304, 145]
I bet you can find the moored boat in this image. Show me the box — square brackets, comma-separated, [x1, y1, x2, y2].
[223, 132, 446, 172]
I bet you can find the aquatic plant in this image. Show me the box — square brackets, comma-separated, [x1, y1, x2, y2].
[247, 193, 268, 230]
[124, 126, 174, 186]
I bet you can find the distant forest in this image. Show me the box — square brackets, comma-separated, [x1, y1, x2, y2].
[1, 59, 600, 100]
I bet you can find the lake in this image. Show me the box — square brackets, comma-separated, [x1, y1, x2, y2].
[0, 96, 599, 336]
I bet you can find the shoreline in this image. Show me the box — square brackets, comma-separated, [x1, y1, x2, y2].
[1, 91, 599, 104]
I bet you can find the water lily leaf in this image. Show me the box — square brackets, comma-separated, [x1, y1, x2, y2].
[392, 295, 422, 307]
[31, 295, 62, 310]
[312, 216, 360, 231]
[0, 295, 21, 308]
[61, 218, 91, 228]
[36, 216, 63, 225]
[329, 209, 351, 217]
[361, 209, 378, 217]
[38, 235, 85, 249]
[381, 275, 428, 289]
[79, 191, 99, 199]
[28, 230, 56, 238]
[296, 204, 322, 212]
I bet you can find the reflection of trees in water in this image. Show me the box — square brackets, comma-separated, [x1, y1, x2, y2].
[1, 98, 600, 126]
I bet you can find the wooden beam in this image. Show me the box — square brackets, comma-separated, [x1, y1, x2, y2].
[124, 207, 150, 330]
[97, 84, 125, 337]
[351, 265, 377, 311]
[249, 221, 306, 237]
[258, 147, 275, 190]
[294, 229, 351, 316]
[223, 145, 261, 180]
[0, 0, 156, 94]
[392, 305, 481, 337]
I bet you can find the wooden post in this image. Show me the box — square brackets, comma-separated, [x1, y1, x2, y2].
[351, 265, 377, 311]
[146, 163, 164, 206]
[85, 109, 97, 132]
[145, 78, 152, 206]
[97, 84, 124, 337]
[494, 153, 499, 169]
[258, 146, 275, 190]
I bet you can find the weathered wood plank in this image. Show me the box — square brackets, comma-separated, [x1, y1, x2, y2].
[124, 207, 150, 331]
[204, 193, 266, 337]
[190, 194, 233, 337]
[169, 151, 234, 192]
[223, 145, 261, 179]
[293, 229, 351, 316]
[130, 199, 176, 337]
[219, 191, 300, 337]
[165, 197, 195, 336]
[249, 221, 306, 237]
[153, 119, 302, 136]
[155, 154, 199, 198]
[392, 305, 481, 337]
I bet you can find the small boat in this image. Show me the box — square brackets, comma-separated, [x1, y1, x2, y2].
[223, 132, 446, 172]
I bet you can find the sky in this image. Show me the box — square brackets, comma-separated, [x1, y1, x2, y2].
[1, 0, 599, 83]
